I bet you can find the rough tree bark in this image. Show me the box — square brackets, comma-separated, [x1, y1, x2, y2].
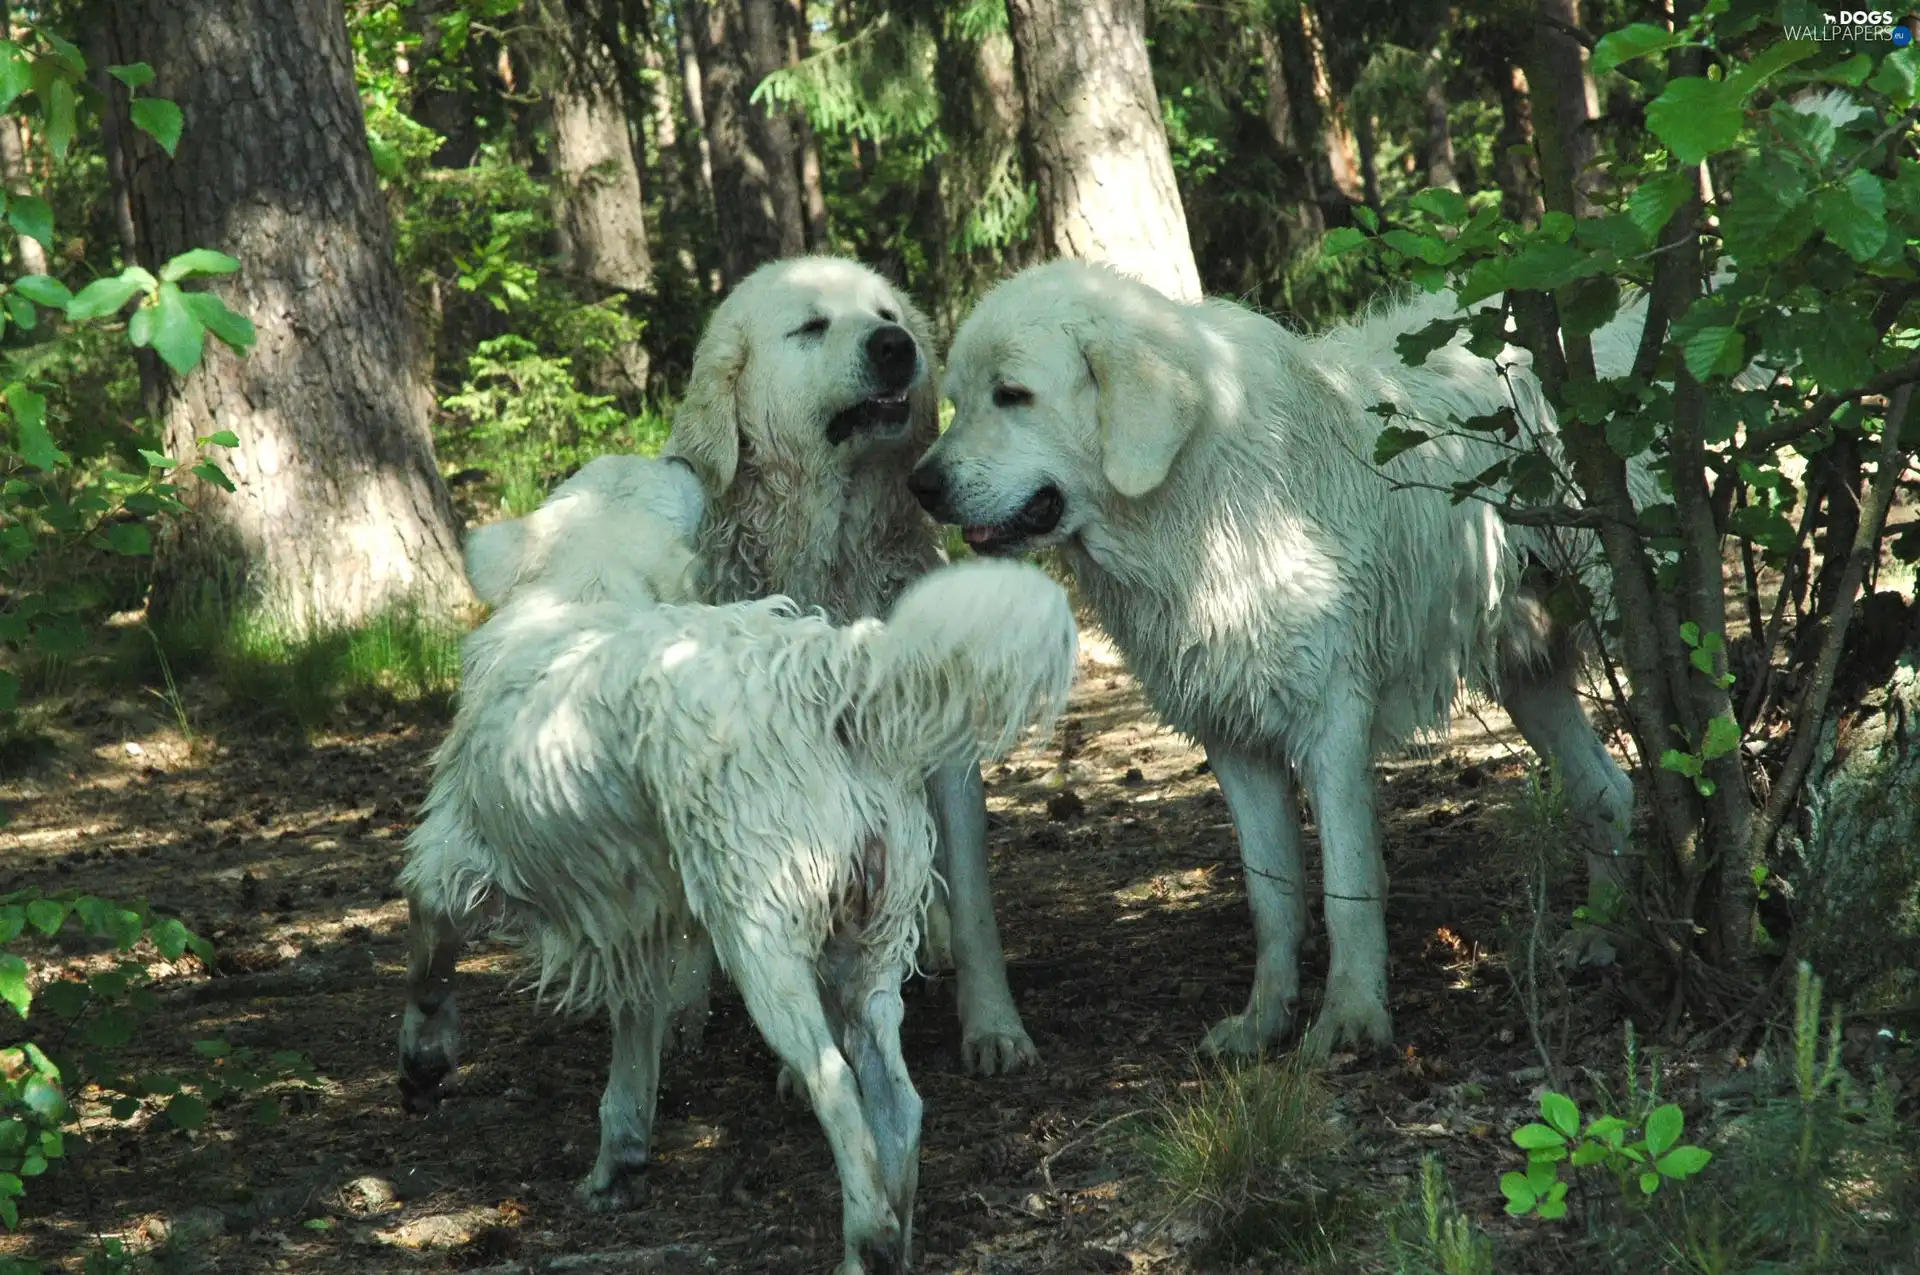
[1495, 64, 1544, 225]
[1300, 2, 1364, 205]
[543, 0, 653, 296]
[685, 0, 806, 284]
[107, 0, 470, 631]
[785, 0, 830, 248]
[1534, 0, 1599, 216]
[672, 0, 717, 209]
[1003, 0, 1200, 302]
[1421, 47, 1459, 192]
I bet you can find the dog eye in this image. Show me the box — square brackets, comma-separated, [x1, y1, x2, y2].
[879, 307, 898, 323]
[992, 385, 1033, 408]
[791, 316, 830, 338]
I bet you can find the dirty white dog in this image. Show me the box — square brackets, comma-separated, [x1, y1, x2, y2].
[397, 456, 1076, 1271]
[662, 256, 1039, 1075]
[910, 261, 1641, 1059]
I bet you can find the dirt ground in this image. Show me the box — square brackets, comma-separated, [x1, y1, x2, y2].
[0, 631, 1732, 1275]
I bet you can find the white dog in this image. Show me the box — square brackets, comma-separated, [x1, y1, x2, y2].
[910, 261, 1641, 1058]
[397, 456, 1076, 1272]
[662, 256, 1040, 1075]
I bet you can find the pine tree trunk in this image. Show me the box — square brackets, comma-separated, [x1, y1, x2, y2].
[1534, 0, 1599, 217]
[786, 0, 830, 248]
[686, 0, 806, 285]
[1300, 2, 1363, 204]
[1421, 49, 1459, 192]
[107, 0, 469, 632]
[545, 1, 654, 296]
[1495, 64, 1544, 225]
[1003, 0, 1201, 303]
[673, 0, 717, 211]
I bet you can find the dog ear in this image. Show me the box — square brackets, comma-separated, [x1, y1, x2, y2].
[463, 518, 530, 607]
[1082, 321, 1203, 500]
[664, 311, 750, 494]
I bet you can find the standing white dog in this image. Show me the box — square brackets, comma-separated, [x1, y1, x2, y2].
[662, 256, 1039, 1074]
[398, 456, 1076, 1272]
[910, 261, 1639, 1058]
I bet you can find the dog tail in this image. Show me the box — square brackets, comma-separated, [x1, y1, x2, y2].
[845, 558, 1078, 774]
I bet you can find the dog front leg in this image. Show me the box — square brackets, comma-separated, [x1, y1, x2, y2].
[1201, 745, 1309, 1058]
[1298, 694, 1394, 1057]
[927, 759, 1035, 1075]
[398, 896, 466, 1113]
[577, 996, 669, 1212]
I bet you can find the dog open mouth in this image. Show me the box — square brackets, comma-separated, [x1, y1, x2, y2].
[826, 390, 914, 445]
[961, 486, 1064, 555]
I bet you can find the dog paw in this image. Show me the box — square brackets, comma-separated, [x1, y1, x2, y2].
[397, 1003, 460, 1114]
[1200, 1007, 1292, 1060]
[1301, 999, 1393, 1062]
[961, 1025, 1037, 1076]
[838, 1217, 906, 1275]
[917, 898, 954, 973]
[574, 1167, 648, 1213]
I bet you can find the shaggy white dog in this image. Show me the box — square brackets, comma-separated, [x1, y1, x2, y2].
[910, 261, 1643, 1058]
[662, 256, 1040, 1075]
[397, 456, 1076, 1272]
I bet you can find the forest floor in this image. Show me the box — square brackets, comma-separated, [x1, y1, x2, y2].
[0, 628, 1882, 1275]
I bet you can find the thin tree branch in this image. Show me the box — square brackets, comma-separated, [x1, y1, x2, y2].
[1742, 354, 1920, 455]
[1746, 382, 1915, 870]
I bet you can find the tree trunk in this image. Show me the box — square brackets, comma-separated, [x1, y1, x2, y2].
[786, 0, 830, 248]
[1495, 64, 1544, 225]
[107, 0, 469, 632]
[0, 116, 45, 276]
[544, 1, 654, 297]
[1533, 0, 1599, 217]
[1003, 0, 1200, 303]
[410, 0, 481, 167]
[1421, 49, 1459, 192]
[673, 0, 717, 210]
[685, 0, 806, 285]
[1300, 2, 1363, 204]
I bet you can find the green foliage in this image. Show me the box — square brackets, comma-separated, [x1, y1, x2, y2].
[441, 335, 669, 516]
[1501, 1089, 1712, 1219]
[1385, 1156, 1495, 1275]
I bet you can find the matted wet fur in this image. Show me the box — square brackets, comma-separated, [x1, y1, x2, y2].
[660, 256, 1041, 1075]
[397, 456, 1076, 1274]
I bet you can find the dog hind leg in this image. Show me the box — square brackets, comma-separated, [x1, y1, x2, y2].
[826, 943, 920, 1265]
[577, 995, 670, 1211]
[928, 759, 1035, 1076]
[398, 897, 466, 1113]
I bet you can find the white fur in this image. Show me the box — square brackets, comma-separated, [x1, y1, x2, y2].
[916, 261, 1646, 1058]
[660, 256, 1040, 1075]
[398, 456, 1076, 1272]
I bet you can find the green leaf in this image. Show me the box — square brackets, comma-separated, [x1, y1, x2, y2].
[45, 78, 75, 161]
[1701, 714, 1741, 761]
[1657, 1145, 1712, 1178]
[96, 522, 151, 557]
[1683, 325, 1746, 381]
[0, 953, 29, 1016]
[7, 195, 52, 249]
[82, 1009, 137, 1049]
[1570, 1140, 1610, 1166]
[25, 898, 67, 936]
[201, 429, 241, 449]
[1500, 1170, 1537, 1214]
[150, 283, 209, 375]
[110, 1096, 141, 1120]
[1628, 169, 1695, 243]
[184, 291, 257, 354]
[1661, 748, 1704, 779]
[128, 305, 154, 348]
[1537, 1185, 1568, 1220]
[1373, 425, 1432, 465]
[12, 275, 71, 308]
[1644, 1103, 1685, 1158]
[109, 62, 155, 90]
[191, 460, 237, 493]
[1322, 226, 1369, 257]
[37, 980, 88, 1020]
[130, 97, 185, 157]
[0, 41, 30, 112]
[1727, 39, 1818, 98]
[66, 272, 151, 322]
[7, 384, 64, 472]
[1640, 1169, 1661, 1194]
[1410, 186, 1469, 225]
[1593, 23, 1683, 75]
[160, 249, 241, 283]
[165, 1093, 207, 1131]
[1353, 204, 1378, 232]
[1869, 48, 1917, 103]
[1646, 77, 1746, 166]
[1815, 169, 1888, 263]
[4, 293, 33, 332]
[1396, 317, 1467, 367]
[1541, 1092, 1580, 1138]
[1513, 1122, 1567, 1151]
[1561, 276, 1622, 337]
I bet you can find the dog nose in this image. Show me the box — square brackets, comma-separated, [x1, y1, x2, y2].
[907, 463, 948, 517]
[867, 324, 917, 387]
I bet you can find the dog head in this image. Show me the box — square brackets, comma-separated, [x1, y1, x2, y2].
[463, 455, 707, 608]
[663, 256, 938, 496]
[908, 260, 1209, 556]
